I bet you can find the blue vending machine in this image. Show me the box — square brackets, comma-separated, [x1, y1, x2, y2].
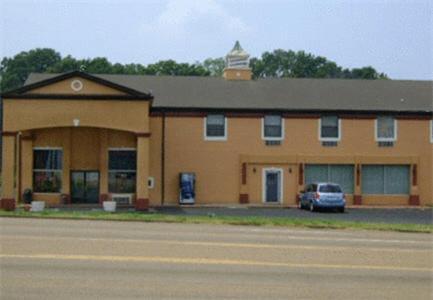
[179, 172, 195, 204]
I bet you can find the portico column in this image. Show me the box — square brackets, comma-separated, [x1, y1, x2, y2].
[136, 134, 150, 210]
[20, 135, 33, 199]
[1, 133, 16, 210]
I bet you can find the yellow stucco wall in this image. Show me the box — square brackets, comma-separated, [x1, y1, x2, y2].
[223, 68, 253, 80]
[3, 99, 149, 133]
[21, 127, 137, 205]
[29, 77, 127, 95]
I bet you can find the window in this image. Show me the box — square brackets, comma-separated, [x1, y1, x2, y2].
[148, 177, 155, 189]
[205, 114, 227, 140]
[362, 165, 409, 195]
[375, 116, 397, 141]
[319, 116, 340, 141]
[305, 164, 354, 194]
[319, 184, 342, 193]
[262, 115, 284, 140]
[33, 149, 63, 193]
[108, 149, 136, 193]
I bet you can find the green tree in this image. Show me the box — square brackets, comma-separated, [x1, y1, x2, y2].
[145, 60, 210, 76]
[0, 48, 61, 92]
[0, 47, 388, 92]
[202, 57, 225, 76]
[250, 49, 387, 79]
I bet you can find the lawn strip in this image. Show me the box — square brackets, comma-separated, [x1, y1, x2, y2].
[0, 210, 431, 233]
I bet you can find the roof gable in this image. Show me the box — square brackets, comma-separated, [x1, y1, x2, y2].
[2, 71, 153, 100]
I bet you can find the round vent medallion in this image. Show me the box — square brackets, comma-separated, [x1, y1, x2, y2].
[71, 80, 83, 92]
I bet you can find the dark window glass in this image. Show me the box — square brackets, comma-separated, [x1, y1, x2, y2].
[264, 115, 282, 138]
[108, 151, 136, 170]
[33, 171, 62, 193]
[33, 149, 63, 193]
[319, 184, 342, 193]
[108, 150, 137, 193]
[108, 172, 136, 193]
[34, 150, 62, 170]
[206, 115, 225, 137]
[321, 116, 339, 139]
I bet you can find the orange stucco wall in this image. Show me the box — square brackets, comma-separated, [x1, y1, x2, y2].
[158, 116, 432, 206]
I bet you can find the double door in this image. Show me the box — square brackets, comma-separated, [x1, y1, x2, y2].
[71, 171, 99, 203]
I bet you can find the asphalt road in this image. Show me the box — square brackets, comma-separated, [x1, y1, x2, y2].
[1, 218, 432, 300]
[157, 206, 433, 225]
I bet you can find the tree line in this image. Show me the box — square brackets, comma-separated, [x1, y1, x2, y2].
[0, 48, 387, 92]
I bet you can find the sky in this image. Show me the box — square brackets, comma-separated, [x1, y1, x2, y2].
[1, 0, 432, 80]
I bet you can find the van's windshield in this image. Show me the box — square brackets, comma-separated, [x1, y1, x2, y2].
[319, 184, 342, 193]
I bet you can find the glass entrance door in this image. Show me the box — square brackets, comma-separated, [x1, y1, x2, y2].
[71, 171, 99, 203]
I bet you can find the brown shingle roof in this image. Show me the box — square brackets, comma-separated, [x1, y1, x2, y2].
[25, 73, 433, 112]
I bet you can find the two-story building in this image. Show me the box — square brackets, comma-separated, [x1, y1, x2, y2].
[1, 42, 432, 210]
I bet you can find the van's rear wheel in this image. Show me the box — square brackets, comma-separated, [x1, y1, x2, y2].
[338, 207, 345, 213]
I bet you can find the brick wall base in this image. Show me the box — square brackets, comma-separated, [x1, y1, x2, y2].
[1, 198, 16, 211]
[239, 194, 249, 204]
[353, 195, 362, 205]
[135, 198, 149, 211]
[409, 195, 420, 206]
[99, 194, 109, 205]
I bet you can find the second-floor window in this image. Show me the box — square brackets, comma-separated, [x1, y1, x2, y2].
[320, 116, 340, 141]
[205, 114, 227, 140]
[262, 115, 283, 140]
[376, 116, 396, 141]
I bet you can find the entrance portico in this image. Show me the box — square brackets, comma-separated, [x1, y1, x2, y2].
[1, 71, 153, 210]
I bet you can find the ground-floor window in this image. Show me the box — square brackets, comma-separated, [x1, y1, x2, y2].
[305, 164, 354, 194]
[108, 149, 137, 193]
[33, 148, 63, 193]
[362, 165, 410, 195]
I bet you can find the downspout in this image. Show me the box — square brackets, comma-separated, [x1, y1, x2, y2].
[161, 110, 166, 207]
[16, 132, 22, 203]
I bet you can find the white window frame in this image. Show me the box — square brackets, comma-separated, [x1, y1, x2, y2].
[375, 117, 397, 142]
[204, 115, 227, 141]
[261, 116, 285, 141]
[148, 177, 155, 189]
[33, 147, 63, 194]
[318, 116, 341, 142]
[262, 167, 284, 204]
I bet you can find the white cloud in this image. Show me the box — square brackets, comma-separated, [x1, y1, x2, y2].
[142, 0, 251, 40]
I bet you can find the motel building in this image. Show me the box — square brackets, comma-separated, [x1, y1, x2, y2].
[1, 42, 432, 210]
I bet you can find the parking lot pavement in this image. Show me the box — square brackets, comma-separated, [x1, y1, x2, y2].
[155, 206, 433, 225]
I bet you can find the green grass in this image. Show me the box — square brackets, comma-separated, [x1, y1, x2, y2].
[0, 209, 431, 233]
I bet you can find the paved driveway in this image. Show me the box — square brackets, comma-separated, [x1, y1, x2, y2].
[156, 206, 433, 225]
